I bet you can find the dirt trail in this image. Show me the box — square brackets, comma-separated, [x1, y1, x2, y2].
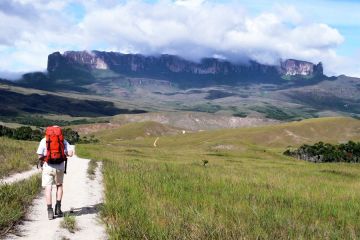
[1, 167, 39, 185]
[6, 155, 107, 240]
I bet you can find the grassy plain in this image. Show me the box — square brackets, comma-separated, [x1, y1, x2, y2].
[87, 159, 98, 180]
[0, 175, 41, 236]
[0, 137, 41, 236]
[94, 121, 180, 142]
[0, 137, 38, 178]
[77, 117, 360, 239]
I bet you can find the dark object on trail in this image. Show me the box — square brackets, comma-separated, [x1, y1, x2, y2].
[37, 156, 45, 169]
[203, 160, 209, 167]
[64, 160, 68, 174]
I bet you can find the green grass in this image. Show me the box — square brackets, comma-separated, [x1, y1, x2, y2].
[76, 117, 360, 239]
[0, 175, 41, 237]
[0, 137, 38, 178]
[250, 105, 297, 120]
[60, 213, 79, 233]
[0, 138, 41, 236]
[87, 159, 98, 180]
[178, 103, 223, 113]
[94, 121, 179, 142]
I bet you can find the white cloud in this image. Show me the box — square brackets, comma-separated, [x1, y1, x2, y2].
[0, 0, 358, 77]
[0, 70, 24, 80]
[175, 0, 206, 8]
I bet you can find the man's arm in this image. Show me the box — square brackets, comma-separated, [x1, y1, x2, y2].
[36, 139, 46, 168]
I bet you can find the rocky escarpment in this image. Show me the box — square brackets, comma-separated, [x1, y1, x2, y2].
[46, 51, 325, 87]
[47, 51, 108, 72]
[280, 59, 323, 77]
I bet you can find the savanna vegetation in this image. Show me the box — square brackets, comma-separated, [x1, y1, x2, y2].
[0, 119, 97, 236]
[77, 117, 360, 239]
[284, 141, 360, 163]
[87, 159, 98, 180]
[0, 125, 41, 235]
[0, 137, 38, 178]
[0, 138, 42, 236]
[0, 124, 94, 144]
[60, 213, 79, 233]
[0, 175, 41, 237]
[0, 114, 110, 127]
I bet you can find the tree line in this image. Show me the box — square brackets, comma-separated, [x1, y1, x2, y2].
[0, 125, 81, 144]
[284, 141, 360, 163]
[0, 115, 109, 128]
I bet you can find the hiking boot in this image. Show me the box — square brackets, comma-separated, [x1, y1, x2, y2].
[55, 203, 63, 217]
[48, 208, 54, 220]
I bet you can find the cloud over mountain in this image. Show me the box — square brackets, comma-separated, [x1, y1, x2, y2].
[0, 0, 358, 77]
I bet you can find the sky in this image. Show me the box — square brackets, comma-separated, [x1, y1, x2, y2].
[0, 0, 359, 79]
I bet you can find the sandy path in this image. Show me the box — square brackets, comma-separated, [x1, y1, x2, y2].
[6, 155, 107, 240]
[1, 167, 39, 185]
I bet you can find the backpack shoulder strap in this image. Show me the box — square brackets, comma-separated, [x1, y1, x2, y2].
[45, 134, 51, 162]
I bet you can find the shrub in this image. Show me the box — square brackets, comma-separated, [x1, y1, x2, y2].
[284, 141, 360, 163]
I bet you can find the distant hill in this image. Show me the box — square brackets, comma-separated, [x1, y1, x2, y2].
[93, 121, 181, 142]
[86, 117, 360, 149]
[140, 117, 360, 148]
[0, 84, 146, 118]
[1, 50, 359, 121]
[70, 111, 277, 135]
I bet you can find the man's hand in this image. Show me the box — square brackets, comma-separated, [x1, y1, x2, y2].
[68, 150, 74, 157]
[66, 147, 74, 157]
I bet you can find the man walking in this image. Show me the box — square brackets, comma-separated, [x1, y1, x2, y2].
[37, 126, 73, 220]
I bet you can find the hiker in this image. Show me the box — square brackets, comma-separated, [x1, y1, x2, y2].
[36, 126, 73, 220]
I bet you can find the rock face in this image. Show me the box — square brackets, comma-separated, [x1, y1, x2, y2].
[280, 59, 323, 76]
[47, 51, 324, 87]
[47, 51, 108, 72]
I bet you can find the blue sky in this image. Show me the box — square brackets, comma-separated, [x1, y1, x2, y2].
[0, 0, 359, 78]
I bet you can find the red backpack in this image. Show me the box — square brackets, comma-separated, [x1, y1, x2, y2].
[45, 126, 67, 164]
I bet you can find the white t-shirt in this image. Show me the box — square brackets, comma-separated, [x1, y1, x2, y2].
[36, 138, 71, 171]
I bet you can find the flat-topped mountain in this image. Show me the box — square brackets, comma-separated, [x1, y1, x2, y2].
[46, 51, 324, 88]
[8, 50, 359, 120]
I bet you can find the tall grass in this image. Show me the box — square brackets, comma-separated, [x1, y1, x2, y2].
[60, 213, 79, 233]
[0, 137, 38, 178]
[76, 117, 360, 239]
[87, 159, 98, 180]
[0, 175, 41, 236]
[77, 122, 360, 239]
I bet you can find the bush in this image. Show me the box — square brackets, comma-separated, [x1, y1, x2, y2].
[62, 128, 80, 144]
[284, 141, 360, 163]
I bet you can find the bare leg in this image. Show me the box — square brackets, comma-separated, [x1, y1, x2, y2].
[56, 184, 63, 201]
[55, 184, 64, 216]
[45, 185, 55, 219]
[45, 185, 52, 205]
